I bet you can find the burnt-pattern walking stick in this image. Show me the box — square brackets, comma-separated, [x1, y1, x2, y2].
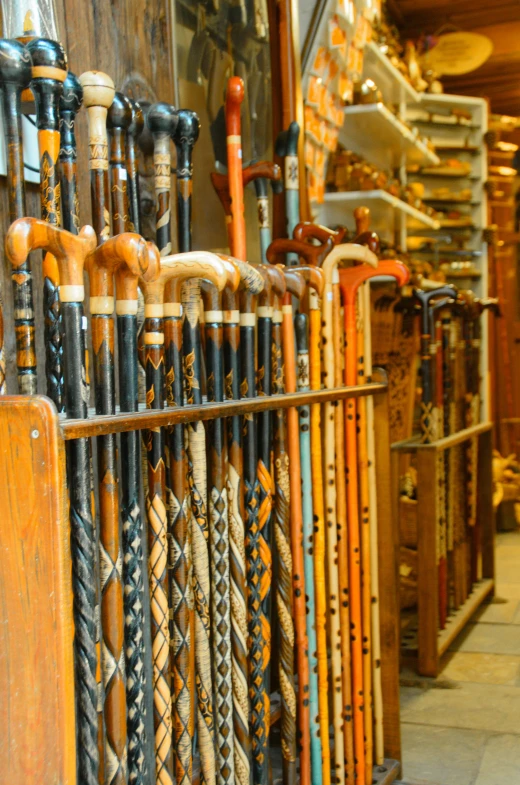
[173, 109, 220, 785]
[0, 39, 37, 394]
[108, 92, 133, 234]
[148, 103, 177, 256]
[27, 37, 67, 410]
[126, 98, 144, 233]
[271, 280, 297, 785]
[275, 121, 300, 264]
[6, 217, 98, 785]
[59, 71, 82, 234]
[113, 236, 160, 785]
[281, 269, 311, 785]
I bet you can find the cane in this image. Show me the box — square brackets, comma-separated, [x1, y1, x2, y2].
[110, 235, 160, 785]
[271, 273, 297, 785]
[223, 77, 246, 259]
[126, 98, 144, 233]
[275, 121, 300, 264]
[6, 217, 98, 785]
[321, 243, 378, 785]
[141, 252, 229, 785]
[266, 236, 333, 268]
[148, 102, 178, 256]
[293, 222, 346, 245]
[0, 40, 37, 394]
[294, 269, 325, 785]
[107, 91, 133, 234]
[59, 71, 83, 234]
[27, 37, 67, 410]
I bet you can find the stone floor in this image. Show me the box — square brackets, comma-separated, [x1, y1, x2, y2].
[398, 531, 520, 785]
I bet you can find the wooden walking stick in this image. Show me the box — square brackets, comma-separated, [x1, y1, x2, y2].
[294, 269, 325, 785]
[126, 98, 144, 233]
[0, 39, 37, 394]
[275, 121, 300, 263]
[107, 91, 133, 234]
[266, 237, 334, 269]
[271, 276, 297, 785]
[141, 252, 229, 785]
[321, 243, 378, 785]
[111, 235, 160, 785]
[27, 37, 68, 410]
[223, 77, 246, 259]
[148, 102, 178, 256]
[6, 217, 98, 785]
[59, 71, 83, 234]
[280, 268, 311, 785]
[293, 221, 346, 245]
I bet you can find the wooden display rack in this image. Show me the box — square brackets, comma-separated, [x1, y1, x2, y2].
[0, 370, 404, 783]
[391, 422, 494, 677]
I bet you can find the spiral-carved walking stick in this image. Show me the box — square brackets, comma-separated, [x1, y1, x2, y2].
[141, 252, 228, 785]
[6, 218, 98, 785]
[27, 37, 67, 409]
[271, 281, 297, 785]
[112, 236, 160, 785]
[0, 39, 37, 394]
[126, 98, 144, 233]
[59, 71, 82, 234]
[172, 109, 219, 785]
[148, 102, 177, 256]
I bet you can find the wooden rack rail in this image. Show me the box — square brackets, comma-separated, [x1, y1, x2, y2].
[0, 370, 404, 783]
[391, 422, 494, 677]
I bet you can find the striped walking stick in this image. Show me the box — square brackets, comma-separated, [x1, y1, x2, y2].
[126, 98, 144, 233]
[294, 270, 325, 785]
[59, 71, 83, 234]
[6, 218, 98, 785]
[0, 39, 37, 394]
[275, 121, 300, 264]
[113, 236, 160, 785]
[27, 37, 67, 410]
[140, 252, 229, 785]
[271, 279, 297, 785]
[280, 268, 311, 785]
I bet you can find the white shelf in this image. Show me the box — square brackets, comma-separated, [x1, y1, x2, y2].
[362, 41, 418, 105]
[320, 190, 440, 228]
[341, 103, 439, 169]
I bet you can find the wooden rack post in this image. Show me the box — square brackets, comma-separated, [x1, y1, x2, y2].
[392, 422, 495, 677]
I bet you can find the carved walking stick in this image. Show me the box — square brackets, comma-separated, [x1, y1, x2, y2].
[148, 102, 177, 256]
[27, 37, 67, 409]
[0, 39, 37, 394]
[59, 71, 83, 234]
[294, 268, 325, 785]
[6, 217, 98, 785]
[280, 268, 311, 785]
[271, 276, 297, 785]
[126, 98, 144, 233]
[275, 121, 300, 264]
[141, 252, 228, 785]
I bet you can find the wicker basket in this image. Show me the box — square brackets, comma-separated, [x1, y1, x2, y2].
[399, 496, 418, 547]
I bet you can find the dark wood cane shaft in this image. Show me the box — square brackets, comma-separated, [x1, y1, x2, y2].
[148, 103, 177, 256]
[0, 40, 37, 394]
[27, 37, 67, 410]
[126, 99, 144, 234]
[59, 72, 82, 234]
[108, 92, 132, 235]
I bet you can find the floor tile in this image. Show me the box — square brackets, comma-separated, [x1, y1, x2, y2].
[494, 582, 520, 600]
[475, 733, 520, 784]
[449, 621, 520, 655]
[472, 597, 519, 624]
[439, 651, 520, 686]
[401, 723, 487, 785]
[493, 561, 520, 583]
[400, 682, 520, 733]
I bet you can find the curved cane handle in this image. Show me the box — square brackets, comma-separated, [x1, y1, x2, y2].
[258, 263, 286, 305]
[283, 268, 306, 300]
[6, 217, 96, 290]
[339, 260, 409, 305]
[243, 160, 282, 187]
[266, 236, 334, 267]
[293, 265, 324, 296]
[323, 243, 379, 274]
[87, 234, 160, 305]
[216, 254, 264, 294]
[141, 251, 229, 304]
[293, 221, 346, 245]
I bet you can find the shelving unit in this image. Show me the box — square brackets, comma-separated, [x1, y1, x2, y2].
[362, 40, 418, 105]
[321, 189, 439, 234]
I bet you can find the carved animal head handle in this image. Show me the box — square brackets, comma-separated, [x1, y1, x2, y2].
[293, 221, 347, 246]
[413, 285, 458, 334]
[141, 251, 229, 306]
[216, 254, 264, 294]
[87, 233, 160, 306]
[6, 217, 96, 296]
[283, 268, 306, 300]
[353, 206, 380, 254]
[224, 76, 246, 259]
[258, 263, 286, 307]
[78, 70, 116, 241]
[266, 236, 334, 267]
[172, 108, 200, 253]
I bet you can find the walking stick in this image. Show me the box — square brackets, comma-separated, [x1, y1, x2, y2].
[27, 37, 67, 410]
[294, 269, 325, 785]
[126, 98, 144, 233]
[293, 222, 346, 245]
[107, 91, 132, 234]
[59, 71, 83, 234]
[266, 237, 334, 268]
[275, 121, 300, 263]
[321, 243, 378, 785]
[280, 268, 311, 785]
[6, 217, 98, 785]
[339, 261, 410, 784]
[271, 276, 297, 785]
[0, 39, 37, 394]
[111, 235, 160, 785]
[140, 252, 229, 785]
[148, 102, 178, 256]
[173, 109, 222, 785]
